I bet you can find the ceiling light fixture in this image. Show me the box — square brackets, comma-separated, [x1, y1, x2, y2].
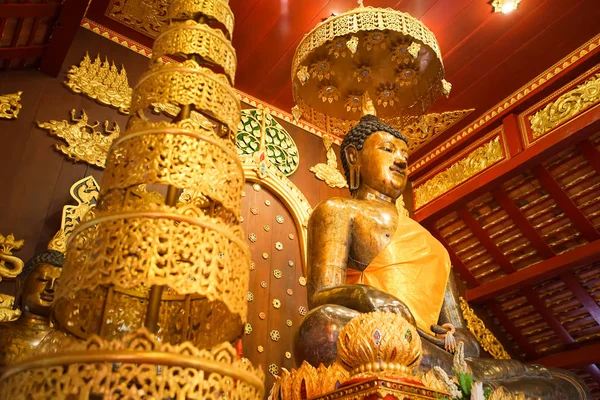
[491, 0, 522, 14]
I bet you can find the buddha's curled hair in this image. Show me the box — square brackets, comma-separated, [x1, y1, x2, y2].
[21, 250, 64, 279]
[340, 115, 408, 190]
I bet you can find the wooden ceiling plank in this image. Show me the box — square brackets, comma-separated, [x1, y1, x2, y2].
[0, 3, 60, 18]
[467, 239, 600, 303]
[577, 139, 600, 177]
[560, 272, 600, 326]
[40, 0, 89, 77]
[586, 365, 600, 387]
[458, 208, 516, 274]
[523, 287, 577, 346]
[487, 300, 538, 359]
[492, 187, 555, 259]
[534, 166, 600, 243]
[429, 224, 480, 288]
[531, 343, 600, 369]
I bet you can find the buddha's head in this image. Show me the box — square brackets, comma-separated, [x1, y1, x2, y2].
[340, 115, 408, 200]
[17, 250, 64, 318]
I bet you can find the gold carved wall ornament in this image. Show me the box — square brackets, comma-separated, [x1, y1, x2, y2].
[413, 132, 505, 209]
[65, 53, 132, 114]
[36, 109, 120, 169]
[529, 73, 600, 138]
[459, 297, 511, 360]
[309, 134, 348, 188]
[402, 109, 474, 154]
[107, 0, 170, 37]
[0, 233, 25, 322]
[0, 91, 22, 119]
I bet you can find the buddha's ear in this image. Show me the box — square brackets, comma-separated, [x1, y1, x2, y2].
[344, 144, 358, 165]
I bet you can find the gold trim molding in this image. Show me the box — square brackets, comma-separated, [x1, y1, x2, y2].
[530, 73, 600, 138]
[36, 109, 120, 169]
[519, 65, 600, 147]
[413, 127, 507, 209]
[0, 91, 22, 120]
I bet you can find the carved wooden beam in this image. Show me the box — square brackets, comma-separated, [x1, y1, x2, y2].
[428, 224, 480, 288]
[532, 343, 600, 369]
[533, 166, 600, 242]
[457, 208, 516, 274]
[487, 301, 538, 359]
[0, 3, 60, 18]
[0, 45, 46, 61]
[522, 287, 576, 347]
[40, 0, 89, 77]
[466, 239, 600, 303]
[492, 188, 554, 259]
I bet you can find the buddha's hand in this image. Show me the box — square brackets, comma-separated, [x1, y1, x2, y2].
[429, 324, 480, 357]
[361, 286, 416, 326]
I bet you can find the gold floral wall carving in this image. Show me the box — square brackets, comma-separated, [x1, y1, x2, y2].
[309, 134, 347, 188]
[529, 73, 600, 138]
[0, 91, 22, 120]
[459, 297, 510, 360]
[413, 131, 505, 209]
[0, 233, 25, 322]
[36, 109, 120, 169]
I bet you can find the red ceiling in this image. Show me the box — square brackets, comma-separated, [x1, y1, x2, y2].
[85, 0, 600, 154]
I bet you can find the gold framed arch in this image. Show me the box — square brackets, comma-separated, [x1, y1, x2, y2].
[241, 156, 312, 275]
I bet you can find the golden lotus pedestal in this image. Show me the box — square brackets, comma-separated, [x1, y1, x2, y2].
[312, 377, 448, 400]
[272, 312, 451, 400]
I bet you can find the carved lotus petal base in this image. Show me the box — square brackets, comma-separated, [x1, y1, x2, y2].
[311, 377, 449, 400]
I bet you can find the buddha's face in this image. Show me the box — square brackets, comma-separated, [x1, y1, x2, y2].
[347, 131, 408, 200]
[21, 263, 61, 318]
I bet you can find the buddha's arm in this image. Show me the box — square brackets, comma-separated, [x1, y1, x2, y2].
[306, 199, 415, 322]
[438, 273, 467, 329]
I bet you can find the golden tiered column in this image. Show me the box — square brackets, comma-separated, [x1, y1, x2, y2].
[0, 0, 264, 398]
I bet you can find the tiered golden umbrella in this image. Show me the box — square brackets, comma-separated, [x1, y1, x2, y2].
[0, 0, 264, 398]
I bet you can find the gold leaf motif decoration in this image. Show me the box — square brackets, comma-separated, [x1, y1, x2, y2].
[0, 328, 265, 399]
[309, 135, 347, 188]
[459, 297, 511, 360]
[0, 233, 25, 322]
[36, 109, 120, 169]
[65, 53, 132, 114]
[402, 108, 474, 154]
[414, 134, 504, 209]
[529, 73, 600, 138]
[0, 92, 22, 119]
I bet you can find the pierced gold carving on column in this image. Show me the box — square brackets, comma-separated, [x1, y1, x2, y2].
[107, 0, 170, 37]
[0, 92, 22, 119]
[414, 134, 505, 209]
[310, 135, 347, 188]
[529, 73, 600, 138]
[0, 234, 25, 322]
[459, 297, 510, 360]
[0, 328, 264, 399]
[65, 53, 132, 114]
[36, 109, 120, 169]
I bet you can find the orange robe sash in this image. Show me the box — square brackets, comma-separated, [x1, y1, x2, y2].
[346, 214, 451, 331]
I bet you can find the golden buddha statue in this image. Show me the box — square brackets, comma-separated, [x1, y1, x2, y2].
[0, 245, 63, 367]
[294, 114, 590, 399]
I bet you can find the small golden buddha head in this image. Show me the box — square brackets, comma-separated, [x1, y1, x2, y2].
[18, 250, 64, 318]
[340, 115, 409, 199]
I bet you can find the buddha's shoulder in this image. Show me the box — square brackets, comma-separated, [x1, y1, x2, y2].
[311, 197, 363, 220]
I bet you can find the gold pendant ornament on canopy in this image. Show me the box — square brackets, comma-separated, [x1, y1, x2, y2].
[291, 1, 449, 134]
